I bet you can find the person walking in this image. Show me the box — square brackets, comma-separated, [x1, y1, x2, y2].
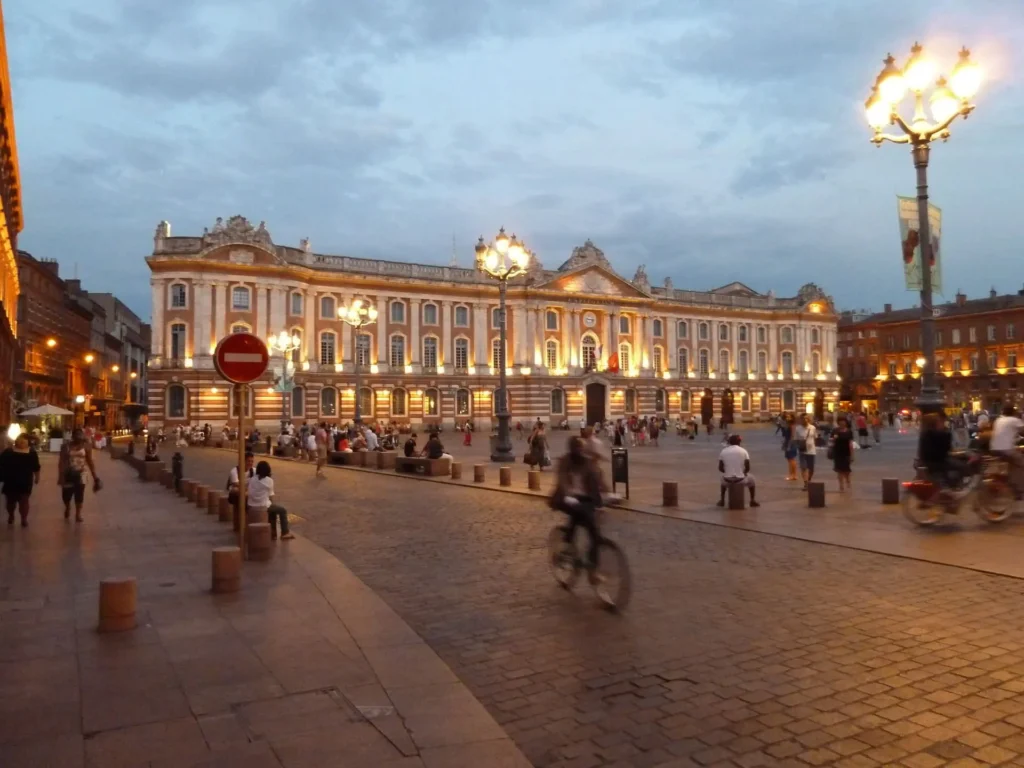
[247, 461, 294, 540]
[526, 423, 550, 470]
[855, 412, 870, 449]
[0, 433, 41, 527]
[830, 416, 855, 492]
[871, 411, 883, 445]
[794, 414, 818, 491]
[782, 414, 798, 481]
[57, 428, 101, 523]
[315, 423, 328, 477]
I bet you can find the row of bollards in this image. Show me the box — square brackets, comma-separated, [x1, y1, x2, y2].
[659, 477, 903, 509]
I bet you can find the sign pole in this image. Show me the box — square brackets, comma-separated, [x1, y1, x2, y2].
[237, 383, 247, 559]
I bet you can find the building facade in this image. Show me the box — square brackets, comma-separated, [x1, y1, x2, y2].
[146, 216, 840, 431]
[837, 289, 1024, 414]
[0, 0, 23, 426]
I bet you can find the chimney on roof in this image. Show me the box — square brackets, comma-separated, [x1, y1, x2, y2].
[990, 287, 997, 299]
[956, 291, 967, 306]
[883, 303, 892, 313]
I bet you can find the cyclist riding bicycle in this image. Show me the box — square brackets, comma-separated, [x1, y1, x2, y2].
[549, 436, 604, 585]
[919, 411, 967, 491]
[989, 405, 1024, 498]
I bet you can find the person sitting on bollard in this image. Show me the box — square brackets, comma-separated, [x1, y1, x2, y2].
[404, 432, 418, 457]
[716, 435, 759, 508]
[248, 460, 294, 540]
[420, 433, 452, 461]
[144, 436, 160, 462]
[227, 452, 255, 510]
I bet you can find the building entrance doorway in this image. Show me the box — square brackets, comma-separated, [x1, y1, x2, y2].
[700, 388, 714, 424]
[585, 382, 607, 426]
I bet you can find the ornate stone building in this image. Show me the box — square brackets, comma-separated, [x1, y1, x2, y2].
[0, 0, 22, 426]
[146, 216, 840, 431]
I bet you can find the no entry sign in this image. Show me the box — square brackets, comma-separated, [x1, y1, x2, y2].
[214, 333, 270, 384]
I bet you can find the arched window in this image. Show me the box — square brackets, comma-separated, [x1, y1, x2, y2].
[546, 310, 559, 330]
[424, 388, 439, 416]
[291, 386, 305, 417]
[358, 387, 373, 418]
[781, 326, 794, 344]
[738, 324, 748, 342]
[738, 350, 749, 375]
[581, 335, 598, 370]
[320, 387, 337, 417]
[655, 388, 667, 413]
[491, 338, 505, 370]
[783, 390, 795, 411]
[678, 320, 689, 339]
[231, 286, 251, 311]
[698, 322, 709, 341]
[699, 349, 710, 377]
[170, 323, 187, 360]
[757, 351, 767, 375]
[390, 335, 406, 369]
[757, 326, 767, 344]
[681, 390, 691, 411]
[231, 323, 251, 334]
[230, 386, 252, 418]
[454, 305, 469, 327]
[546, 339, 559, 370]
[782, 351, 794, 376]
[678, 348, 689, 375]
[812, 351, 821, 376]
[811, 327, 820, 344]
[390, 301, 406, 324]
[454, 338, 469, 370]
[624, 388, 637, 413]
[493, 388, 510, 416]
[356, 333, 371, 366]
[319, 332, 336, 365]
[422, 303, 438, 325]
[170, 283, 187, 309]
[652, 318, 663, 337]
[167, 384, 186, 418]
[289, 328, 302, 364]
[391, 388, 407, 416]
[456, 388, 471, 416]
[719, 349, 730, 373]
[289, 292, 303, 316]
[320, 295, 335, 319]
[619, 315, 630, 335]
[719, 323, 729, 341]
[740, 391, 750, 411]
[652, 346, 663, 373]
[491, 307, 503, 329]
[422, 337, 438, 369]
[618, 343, 631, 372]
[550, 388, 565, 415]
[758, 391, 768, 412]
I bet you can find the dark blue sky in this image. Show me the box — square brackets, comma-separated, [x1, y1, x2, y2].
[7, 0, 1023, 319]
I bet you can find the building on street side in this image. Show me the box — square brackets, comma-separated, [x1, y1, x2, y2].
[146, 216, 840, 432]
[0, 0, 22, 427]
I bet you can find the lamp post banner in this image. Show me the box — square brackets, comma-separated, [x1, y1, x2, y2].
[897, 195, 943, 294]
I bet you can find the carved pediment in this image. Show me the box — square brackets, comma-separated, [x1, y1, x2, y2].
[542, 265, 650, 298]
[710, 281, 761, 298]
[198, 215, 282, 264]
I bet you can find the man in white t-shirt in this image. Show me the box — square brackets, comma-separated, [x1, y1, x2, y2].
[716, 435, 759, 507]
[990, 406, 1024, 496]
[794, 414, 818, 490]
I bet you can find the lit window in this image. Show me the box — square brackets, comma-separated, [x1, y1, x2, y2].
[618, 344, 631, 371]
[424, 388, 439, 416]
[167, 385, 186, 418]
[678, 348, 689, 374]
[320, 333, 336, 365]
[546, 340, 558, 370]
[698, 349, 709, 377]
[231, 287, 250, 311]
[422, 337, 438, 368]
[491, 339, 505, 369]
[320, 387, 337, 416]
[550, 389, 565, 415]
[582, 337, 597, 370]
[356, 334, 371, 366]
[390, 336, 406, 368]
[391, 388, 407, 416]
[170, 324, 187, 360]
[456, 388, 471, 416]
[454, 339, 469, 370]
[652, 347, 663, 372]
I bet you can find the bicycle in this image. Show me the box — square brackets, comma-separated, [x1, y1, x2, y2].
[902, 453, 1014, 527]
[547, 509, 632, 612]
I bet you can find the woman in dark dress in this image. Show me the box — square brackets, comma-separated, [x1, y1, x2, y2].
[831, 416, 854, 492]
[0, 433, 42, 527]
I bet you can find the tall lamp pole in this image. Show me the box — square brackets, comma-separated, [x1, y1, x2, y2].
[865, 43, 982, 413]
[475, 228, 532, 463]
[338, 299, 378, 425]
[268, 331, 302, 427]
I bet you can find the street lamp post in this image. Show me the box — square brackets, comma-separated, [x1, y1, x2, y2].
[475, 228, 533, 463]
[338, 299, 378, 425]
[268, 331, 302, 428]
[865, 43, 982, 413]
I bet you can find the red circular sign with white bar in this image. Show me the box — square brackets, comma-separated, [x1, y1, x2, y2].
[213, 333, 270, 384]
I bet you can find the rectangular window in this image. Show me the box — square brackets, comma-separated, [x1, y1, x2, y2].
[718, 324, 729, 341]
[422, 337, 438, 368]
[454, 339, 469, 369]
[988, 325, 996, 341]
[953, 357, 962, 371]
[546, 341, 558, 370]
[698, 351, 709, 377]
[390, 336, 406, 368]
[319, 296, 335, 318]
[652, 319, 663, 337]
[170, 284, 187, 308]
[678, 348, 689, 374]
[546, 311, 558, 331]
[231, 287, 250, 311]
[756, 326, 765, 344]
[1007, 324, 1016, 340]
[886, 336, 895, 350]
[888, 361, 897, 376]
[969, 327, 977, 343]
[618, 345, 631, 372]
[970, 354, 978, 371]
[356, 334, 371, 366]
[391, 302, 405, 324]
[624, 389, 637, 413]
[170, 324, 187, 360]
[491, 307, 503, 329]
[423, 304, 438, 325]
[903, 361, 912, 374]
[902, 334, 910, 349]
[988, 352, 998, 370]
[652, 347, 662, 372]
[619, 316, 630, 335]
[781, 352, 793, 375]
[454, 306, 469, 327]
[320, 334, 335, 365]
[935, 330, 943, 347]
[290, 293, 302, 315]
[952, 329, 961, 344]
[757, 351, 766, 374]
[678, 321, 689, 340]
[491, 340, 504, 369]
[1009, 351, 1018, 368]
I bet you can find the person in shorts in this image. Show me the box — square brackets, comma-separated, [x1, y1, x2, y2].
[58, 428, 101, 522]
[794, 414, 818, 491]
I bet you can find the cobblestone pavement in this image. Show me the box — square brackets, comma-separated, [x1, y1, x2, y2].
[178, 448, 1024, 767]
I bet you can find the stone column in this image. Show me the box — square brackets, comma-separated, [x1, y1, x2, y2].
[711, 319, 720, 376]
[513, 301, 526, 367]
[305, 289, 318, 365]
[269, 287, 286, 339]
[376, 297, 388, 370]
[151, 279, 164, 357]
[213, 283, 226, 345]
[473, 303, 487, 368]
[192, 280, 209, 358]
[666, 317, 677, 374]
[442, 301, 452, 367]
[410, 299, 421, 368]
[569, 310, 580, 370]
[340, 292, 353, 364]
[523, 304, 534, 367]
[769, 323, 778, 373]
[731, 322, 739, 376]
[255, 286, 268, 341]
[560, 307, 571, 371]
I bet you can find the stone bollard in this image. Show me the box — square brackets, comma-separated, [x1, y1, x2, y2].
[207, 490, 222, 516]
[662, 481, 678, 507]
[882, 478, 900, 505]
[808, 481, 826, 509]
[474, 464, 486, 483]
[727, 482, 746, 510]
[98, 577, 137, 633]
[499, 466, 512, 487]
[376, 451, 397, 470]
[195, 485, 209, 509]
[159, 469, 173, 488]
[246, 523, 273, 562]
[218, 495, 233, 523]
[186, 481, 199, 502]
[177, 478, 190, 497]
[528, 470, 542, 491]
[211, 547, 241, 594]
[450, 462, 462, 480]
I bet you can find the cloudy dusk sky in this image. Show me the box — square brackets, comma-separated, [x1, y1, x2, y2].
[7, 0, 1024, 318]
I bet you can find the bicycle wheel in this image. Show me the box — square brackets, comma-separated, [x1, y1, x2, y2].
[976, 479, 1013, 523]
[592, 539, 632, 612]
[902, 488, 942, 527]
[547, 526, 580, 590]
